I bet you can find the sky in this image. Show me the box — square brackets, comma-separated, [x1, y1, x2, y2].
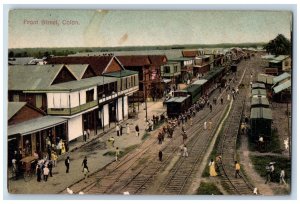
[8, 10, 292, 48]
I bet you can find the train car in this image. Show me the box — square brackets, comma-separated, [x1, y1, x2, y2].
[165, 95, 191, 118]
[251, 83, 266, 89]
[250, 107, 272, 141]
[251, 89, 267, 96]
[251, 97, 270, 108]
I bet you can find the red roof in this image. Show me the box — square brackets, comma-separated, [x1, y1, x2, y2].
[182, 50, 199, 58]
[148, 55, 167, 66]
[47, 56, 114, 75]
[117, 56, 151, 67]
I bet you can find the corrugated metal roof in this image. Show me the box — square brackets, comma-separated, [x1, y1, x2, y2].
[251, 97, 270, 106]
[252, 83, 266, 89]
[103, 70, 138, 78]
[8, 102, 26, 120]
[257, 74, 274, 85]
[8, 116, 67, 136]
[47, 76, 117, 92]
[273, 72, 291, 84]
[9, 65, 65, 91]
[193, 79, 208, 85]
[252, 89, 267, 96]
[250, 107, 272, 120]
[273, 80, 291, 94]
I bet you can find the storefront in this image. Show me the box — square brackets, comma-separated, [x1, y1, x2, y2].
[8, 116, 68, 160]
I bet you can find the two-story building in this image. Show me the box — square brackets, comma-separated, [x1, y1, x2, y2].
[168, 57, 194, 83]
[161, 61, 181, 89]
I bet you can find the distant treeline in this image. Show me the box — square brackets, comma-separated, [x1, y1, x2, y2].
[8, 42, 266, 58]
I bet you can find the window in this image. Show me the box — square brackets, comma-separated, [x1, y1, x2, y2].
[36, 94, 42, 108]
[164, 66, 170, 73]
[86, 89, 94, 103]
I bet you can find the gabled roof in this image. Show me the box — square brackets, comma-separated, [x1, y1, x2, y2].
[117, 56, 151, 67]
[148, 55, 167, 66]
[65, 64, 90, 80]
[8, 102, 26, 120]
[47, 56, 115, 75]
[9, 64, 70, 91]
[273, 72, 291, 84]
[182, 50, 199, 58]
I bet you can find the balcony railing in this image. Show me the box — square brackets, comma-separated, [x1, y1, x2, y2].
[47, 100, 98, 115]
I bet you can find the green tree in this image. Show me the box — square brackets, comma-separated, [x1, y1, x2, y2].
[8, 51, 14, 58]
[264, 34, 291, 56]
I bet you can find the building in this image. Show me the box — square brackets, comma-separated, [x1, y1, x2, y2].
[272, 72, 291, 102]
[9, 57, 139, 143]
[161, 61, 181, 89]
[266, 55, 291, 75]
[168, 57, 194, 83]
[8, 102, 68, 163]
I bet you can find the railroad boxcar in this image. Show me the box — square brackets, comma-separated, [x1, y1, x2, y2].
[250, 107, 272, 141]
[251, 83, 266, 89]
[251, 89, 267, 96]
[165, 95, 191, 118]
[251, 97, 270, 108]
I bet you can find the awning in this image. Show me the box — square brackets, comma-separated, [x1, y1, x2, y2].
[273, 80, 291, 94]
[8, 116, 67, 136]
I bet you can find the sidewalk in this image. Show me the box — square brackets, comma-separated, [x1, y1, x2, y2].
[8, 101, 165, 194]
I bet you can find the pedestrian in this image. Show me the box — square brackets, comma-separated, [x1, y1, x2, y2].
[116, 124, 120, 136]
[221, 97, 223, 105]
[182, 145, 188, 157]
[209, 104, 212, 112]
[108, 136, 115, 148]
[36, 165, 41, 182]
[83, 167, 89, 179]
[83, 130, 87, 142]
[47, 146, 51, 162]
[208, 120, 212, 130]
[135, 125, 140, 137]
[269, 162, 275, 182]
[87, 129, 90, 139]
[204, 121, 207, 130]
[57, 140, 62, 155]
[280, 169, 287, 185]
[209, 159, 218, 177]
[82, 156, 89, 172]
[43, 165, 49, 182]
[126, 123, 130, 134]
[159, 150, 163, 162]
[235, 161, 241, 178]
[227, 94, 230, 101]
[120, 124, 123, 135]
[48, 161, 53, 177]
[190, 117, 193, 126]
[51, 151, 58, 167]
[115, 147, 120, 161]
[65, 156, 70, 173]
[265, 164, 271, 184]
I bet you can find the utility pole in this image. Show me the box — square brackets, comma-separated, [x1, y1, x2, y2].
[144, 68, 148, 120]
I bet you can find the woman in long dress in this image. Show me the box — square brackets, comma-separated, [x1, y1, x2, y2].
[61, 141, 66, 155]
[209, 159, 218, 177]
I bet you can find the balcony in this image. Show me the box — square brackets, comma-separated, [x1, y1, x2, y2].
[47, 100, 98, 115]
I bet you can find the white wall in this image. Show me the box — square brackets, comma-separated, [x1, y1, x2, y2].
[117, 97, 123, 121]
[47, 92, 70, 108]
[103, 104, 109, 126]
[124, 96, 128, 117]
[70, 92, 79, 108]
[68, 115, 83, 141]
[79, 90, 86, 105]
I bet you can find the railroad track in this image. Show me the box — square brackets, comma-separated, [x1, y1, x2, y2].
[217, 59, 256, 195]
[64, 63, 247, 195]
